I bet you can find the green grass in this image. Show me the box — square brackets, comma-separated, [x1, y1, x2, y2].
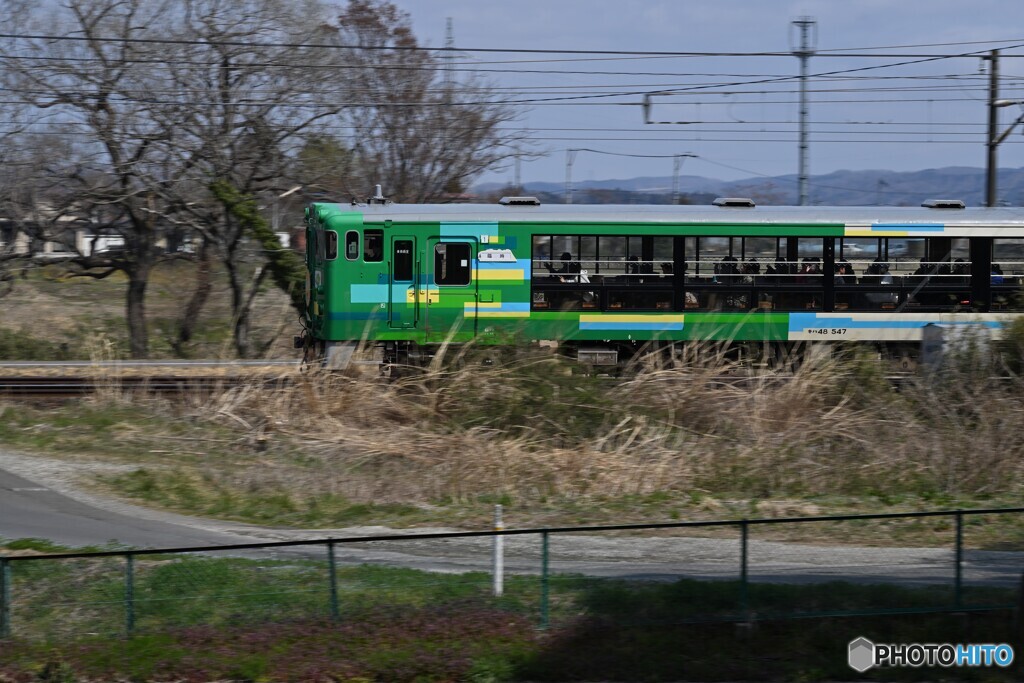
[0, 544, 1019, 681]
[0, 328, 73, 361]
[101, 467, 423, 527]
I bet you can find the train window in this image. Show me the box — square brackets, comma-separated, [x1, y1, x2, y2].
[532, 235, 552, 277]
[325, 231, 338, 260]
[553, 236, 578, 262]
[841, 238, 879, 275]
[434, 242, 472, 286]
[393, 240, 413, 281]
[951, 238, 970, 260]
[795, 238, 824, 260]
[365, 229, 383, 262]
[345, 231, 359, 260]
[598, 236, 626, 273]
[580, 236, 598, 275]
[744, 237, 776, 260]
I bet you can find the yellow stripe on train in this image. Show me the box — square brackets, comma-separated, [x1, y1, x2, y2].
[474, 269, 526, 280]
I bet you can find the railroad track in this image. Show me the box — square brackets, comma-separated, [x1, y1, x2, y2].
[0, 375, 296, 398]
[0, 361, 301, 398]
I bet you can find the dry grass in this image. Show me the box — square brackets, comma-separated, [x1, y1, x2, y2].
[6, 339, 1024, 536]
[160, 344, 1024, 512]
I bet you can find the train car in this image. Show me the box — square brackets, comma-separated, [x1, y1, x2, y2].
[298, 196, 1024, 368]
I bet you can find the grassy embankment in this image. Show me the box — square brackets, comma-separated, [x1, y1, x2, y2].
[0, 340, 1023, 546]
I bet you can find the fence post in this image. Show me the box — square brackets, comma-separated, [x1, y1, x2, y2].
[124, 554, 135, 637]
[0, 558, 10, 639]
[954, 512, 963, 608]
[492, 505, 504, 597]
[539, 531, 549, 630]
[740, 520, 749, 620]
[327, 541, 339, 621]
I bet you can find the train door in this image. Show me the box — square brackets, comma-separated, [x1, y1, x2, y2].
[387, 235, 419, 329]
[306, 224, 333, 336]
[425, 237, 478, 341]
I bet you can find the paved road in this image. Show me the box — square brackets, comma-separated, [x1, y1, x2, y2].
[0, 452, 1021, 589]
[0, 464, 271, 549]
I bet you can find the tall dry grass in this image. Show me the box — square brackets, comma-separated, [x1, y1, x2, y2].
[170, 343, 1024, 508]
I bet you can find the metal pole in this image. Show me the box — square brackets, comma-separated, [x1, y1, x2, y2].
[125, 554, 135, 637]
[792, 18, 816, 207]
[955, 512, 963, 608]
[987, 50, 1000, 208]
[540, 531, 550, 630]
[327, 541, 339, 620]
[0, 558, 10, 639]
[492, 505, 504, 597]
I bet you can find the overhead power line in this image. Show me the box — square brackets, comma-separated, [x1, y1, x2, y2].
[4, 31, 1024, 60]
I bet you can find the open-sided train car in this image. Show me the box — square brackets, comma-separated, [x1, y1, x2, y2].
[298, 196, 1024, 368]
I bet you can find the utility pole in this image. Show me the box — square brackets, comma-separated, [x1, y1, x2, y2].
[565, 149, 579, 204]
[987, 50, 999, 208]
[444, 17, 454, 98]
[985, 50, 1024, 208]
[672, 156, 682, 205]
[672, 154, 697, 205]
[791, 17, 817, 206]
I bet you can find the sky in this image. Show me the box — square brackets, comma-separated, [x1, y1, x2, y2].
[387, 0, 1024, 193]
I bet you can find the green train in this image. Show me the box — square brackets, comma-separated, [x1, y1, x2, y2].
[298, 196, 1024, 368]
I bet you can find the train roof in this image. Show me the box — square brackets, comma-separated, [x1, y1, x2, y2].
[309, 200, 1024, 226]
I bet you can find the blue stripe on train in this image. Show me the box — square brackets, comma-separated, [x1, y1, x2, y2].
[580, 322, 685, 331]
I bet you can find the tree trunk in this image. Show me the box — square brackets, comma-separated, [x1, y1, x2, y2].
[225, 258, 252, 358]
[175, 241, 212, 355]
[234, 305, 252, 359]
[126, 267, 150, 359]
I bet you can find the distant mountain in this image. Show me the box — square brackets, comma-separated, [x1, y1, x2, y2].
[475, 166, 1024, 206]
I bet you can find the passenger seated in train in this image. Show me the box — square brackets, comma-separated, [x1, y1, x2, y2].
[714, 255, 740, 283]
[795, 258, 822, 283]
[546, 252, 583, 281]
[834, 262, 852, 285]
[742, 260, 762, 283]
[765, 256, 791, 283]
[864, 259, 897, 306]
[837, 258, 856, 284]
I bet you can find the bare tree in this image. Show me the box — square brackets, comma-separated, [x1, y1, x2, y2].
[334, 0, 532, 202]
[0, 0, 183, 358]
[0, 0, 533, 358]
[149, 0, 349, 357]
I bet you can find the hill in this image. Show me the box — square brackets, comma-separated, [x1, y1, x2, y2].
[476, 165, 1024, 206]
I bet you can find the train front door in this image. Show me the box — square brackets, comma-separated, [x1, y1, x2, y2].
[387, 236, 420, 329]
[424, 237, 478, 341]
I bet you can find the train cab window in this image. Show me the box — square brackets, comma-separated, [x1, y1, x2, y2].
[393, 240, 413, 281]
[434, 243, 472, 286]
[364, 229, 383, 262]
[345, 231, 359, 260]
[325, 231, 338, 260]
